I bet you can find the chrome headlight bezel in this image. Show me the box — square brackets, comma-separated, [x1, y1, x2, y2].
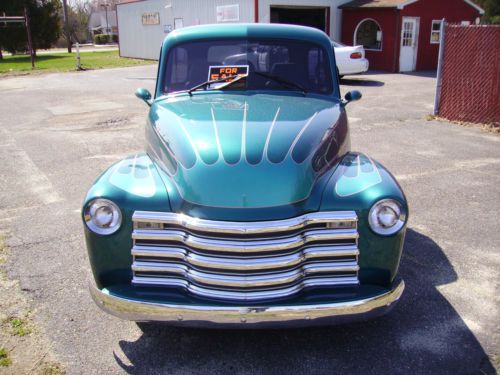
[84, 198, 122, 235]
[368, 199, 406, 236]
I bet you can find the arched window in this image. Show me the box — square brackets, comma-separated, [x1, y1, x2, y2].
[355, 19, 382, 51]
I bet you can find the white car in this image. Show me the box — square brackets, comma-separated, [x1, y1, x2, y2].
[332, 41, 369, 78]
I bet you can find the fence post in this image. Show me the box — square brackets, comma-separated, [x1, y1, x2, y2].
[76, 42, 81, 70]
[433, 19, 446, 116]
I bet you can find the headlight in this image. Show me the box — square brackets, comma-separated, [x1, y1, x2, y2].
[84, 198, 122, 235]
[368, 199, 406, 235]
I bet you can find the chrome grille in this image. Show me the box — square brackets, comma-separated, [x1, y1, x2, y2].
[131, 211, 359, 301]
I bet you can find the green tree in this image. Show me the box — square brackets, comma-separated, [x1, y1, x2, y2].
[474, 0, 500, 24]
[0, 0, 62, 56]
[67, 0, 92, 43]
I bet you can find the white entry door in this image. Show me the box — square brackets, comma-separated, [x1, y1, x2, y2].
[399, 17, 419, 72]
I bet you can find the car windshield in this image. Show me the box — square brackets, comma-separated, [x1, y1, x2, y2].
[163, 38, 333, 95]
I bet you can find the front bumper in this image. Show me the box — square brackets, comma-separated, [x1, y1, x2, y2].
[90, 280, 404, 328]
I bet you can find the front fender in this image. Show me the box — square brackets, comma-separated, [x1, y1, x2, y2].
[82, 153, 170, 288]
[320, 152, 408, 286]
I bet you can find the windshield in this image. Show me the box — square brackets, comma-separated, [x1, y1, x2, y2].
[331, 40, 346, 48]
[163, 38, 333, 95]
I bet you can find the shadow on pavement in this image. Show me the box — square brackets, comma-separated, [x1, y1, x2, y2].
[340, 77, 385, 87]
[114, 228, 495, 374]
[400, 71, 437, 78]
[0, 54, 66, 63]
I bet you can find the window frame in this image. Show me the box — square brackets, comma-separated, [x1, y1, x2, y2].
[161, 38, 335, 96]
[430, 20, 442, 44]
[354, 18, 383, 52]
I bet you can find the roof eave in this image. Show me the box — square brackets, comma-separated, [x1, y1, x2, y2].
[339, 5, 398, 9]
[463, 0, 485, 14]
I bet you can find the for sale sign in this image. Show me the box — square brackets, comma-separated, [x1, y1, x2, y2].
[208, 65, 249, 81]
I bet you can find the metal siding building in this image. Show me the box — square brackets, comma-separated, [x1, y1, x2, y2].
[118, 0, 167, 59]
[166, 0, 254, 27]
[117, 0, 349, 60]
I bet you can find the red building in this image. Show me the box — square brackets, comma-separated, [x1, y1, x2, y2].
[340, 0, 484, 72]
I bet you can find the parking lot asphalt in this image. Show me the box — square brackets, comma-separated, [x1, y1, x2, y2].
[0, 66, 498, 374]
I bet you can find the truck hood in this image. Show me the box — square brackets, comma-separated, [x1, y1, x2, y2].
[147, 93, 348, 208]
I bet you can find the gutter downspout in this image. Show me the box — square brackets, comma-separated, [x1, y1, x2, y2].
[254, 0, 259, 22]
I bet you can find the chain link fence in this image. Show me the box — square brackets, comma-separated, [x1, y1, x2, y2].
[435, 24, 499, 127]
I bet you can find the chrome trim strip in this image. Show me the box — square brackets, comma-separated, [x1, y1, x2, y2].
[90, 280, 405, 326]
[132, 211, 357, 235]
[132, 228, 358, 253]
[132, 261, 359, 288]
[131, 244, 359, 271]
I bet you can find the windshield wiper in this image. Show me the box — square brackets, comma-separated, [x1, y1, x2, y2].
[188, 75, 241, 96]
[254, 72, 307, 95]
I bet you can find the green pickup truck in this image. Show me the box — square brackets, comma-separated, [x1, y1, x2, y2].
[82, 23, 408, 328]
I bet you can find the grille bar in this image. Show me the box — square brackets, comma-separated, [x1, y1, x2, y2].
[132, 261, 359, 288]
[131, 211, 360, 301]
[132, 211, 357, 235]
[132, 228, 358, 254]
[130, 276, 360, 301]
[132, 244, 359, 271]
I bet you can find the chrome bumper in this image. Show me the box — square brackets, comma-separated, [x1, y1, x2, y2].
[90, 280, 404, 328]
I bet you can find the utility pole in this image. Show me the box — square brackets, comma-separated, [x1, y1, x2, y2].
[62, 0, 72, 53]
[0, 11, 35, 67]
[0, 14, 3, 59]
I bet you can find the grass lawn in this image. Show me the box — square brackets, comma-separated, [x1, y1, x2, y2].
[0, 50, 155, 75]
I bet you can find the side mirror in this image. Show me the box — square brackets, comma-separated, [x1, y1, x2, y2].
[135, 88, 152, 106]
[343, 90, 362, 106]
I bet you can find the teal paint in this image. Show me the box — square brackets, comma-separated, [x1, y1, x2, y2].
[83, 24, 408, 307]
[148, 93, 345, 208]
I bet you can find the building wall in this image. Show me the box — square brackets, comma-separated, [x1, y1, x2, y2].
[118, 0, 254, 59]
[341, 0, 482, 72]
[117, 0, 167, 59]
[401, 0, 482, 70]
[341, 8, 399, 71]
[89, 11, 118, 32]
[166, 0, 254, 28]
[118, 0, 358, 60]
